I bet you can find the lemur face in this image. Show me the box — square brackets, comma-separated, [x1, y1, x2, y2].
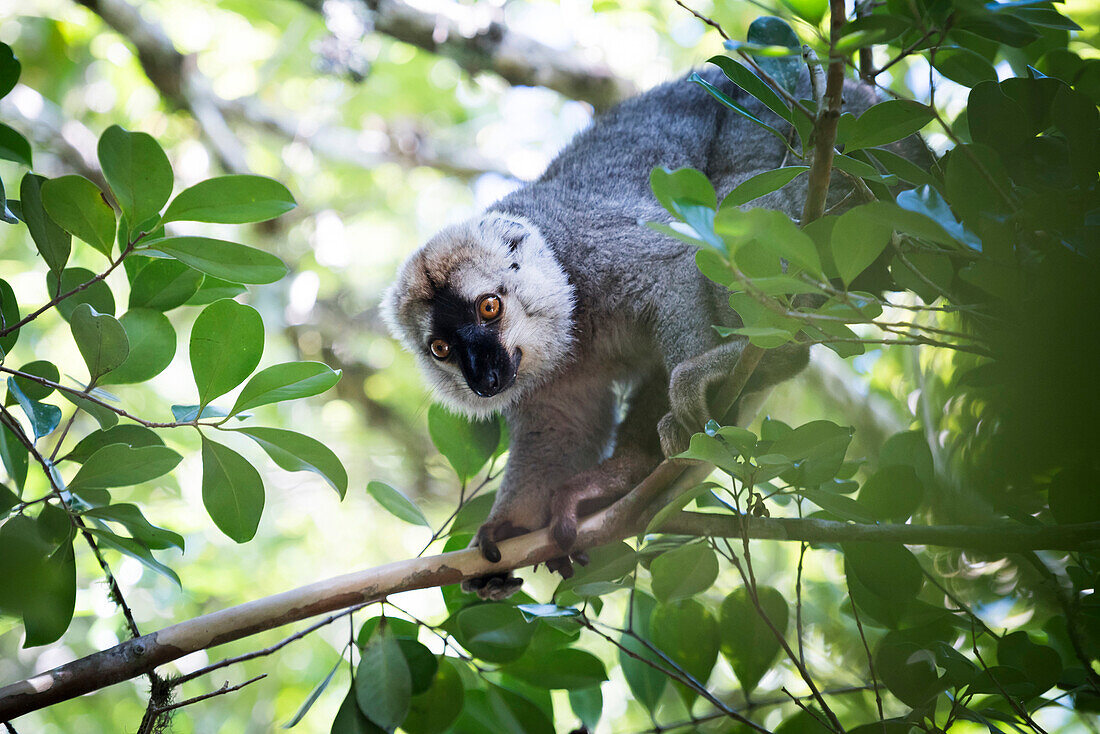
[382, 213, 575, 419]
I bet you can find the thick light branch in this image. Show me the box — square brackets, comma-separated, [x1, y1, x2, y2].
[294, 0, 633, 111]
[2, 507, 1096, 721]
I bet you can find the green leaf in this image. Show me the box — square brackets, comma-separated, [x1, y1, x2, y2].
[650, 166, 718, 213]
[454, 603, 536, 663]
[97, 125, 173, 234]
[163, 175, 296, 224]
[70, 304, 130, 380]
[503, 649, 608, 689]
[516, 603, 581, 621]
[832, 153, 897, 186]
[0, 123, 31, 167]
[170, 404, 229, 422]
[41, 175, 117, 258]
[646, 482, 722, 534]
[843, 100, 935, 152]
[746, 16, 802, 94]
[200, 435, 265, 543]
[0, 420, 28, 491]
[0, 278, 19, 356]
[690, 73, 794, 154]
[650, 542, 719, 603]
[719, 586, 789, 694]
[22, 536, 76, 647]
[128, 259, 204, 311]
[895, 186, 981, 250]
[150, 236, 287, 284]
[997, 631, 1061, 696]
[768, 419, 853, 487]
[735, 208, 823, 276]
[282, 653, 344, 729]
[357, 617, 419, 647]
[956, 11, 1040, 46]
[19, 174, 70, 275]
[568, 686, 602, 732]
[82, 503, 184, 550]
[619, 592, 666, 713]
[9, 360, 59, 402]
[60, 390, 118, 430]
[780, 0, 826, 24]
[235, 426, 348, 499]
[395, 639, 437, 697]
[53, 267, 115, 322]
[331, 688, 384, 734]
[355, 625, 412, 730]
[706, 56, 793, 124]
[365, 481, 429, 526]
[0, 43, 20, 99]
[857, 465, 925, 521]
[85, 524, 181, 587]
[875, 631, 946, 707]
[6, 378, 61, 440]
[403, 657, 464, 734]
[723, 167, 809, 208]
[932, 46, 998, 87]
[554, 541, 636, 597]
[427, 404, 499, 481]
[831, 206, 894, 286]
[650, 598, 720, 707]
[843, 542, 923, 602]
[184, 275, 247, 305]
[190, 298, 264, 406]
[68, 443, 182, 491]
[867, 149, 939, 189]
[796, 487, 876, 522]
[100, 309, 176, 385]
[231, 362, 341, 415]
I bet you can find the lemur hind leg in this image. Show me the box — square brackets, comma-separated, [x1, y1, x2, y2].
[658, 339, 809, 456]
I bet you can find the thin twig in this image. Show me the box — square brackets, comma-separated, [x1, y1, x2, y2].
[174, 603, 371, 686]
[152, 675, 267, 715]
[850, 599, 885, 724]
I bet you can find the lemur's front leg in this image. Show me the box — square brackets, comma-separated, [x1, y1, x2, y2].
[461, 373, 615, 600]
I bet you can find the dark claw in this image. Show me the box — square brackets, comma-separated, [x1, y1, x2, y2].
[573, 550, 589, 567]
[479, 537, 502, 563]
[546, 556, 575, 579]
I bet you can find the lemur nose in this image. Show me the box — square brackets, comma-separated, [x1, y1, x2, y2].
[485, 370, 500, 391]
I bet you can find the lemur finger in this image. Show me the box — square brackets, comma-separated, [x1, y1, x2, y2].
[478, 536, 502, 563]
[546, 556, 575, 579]
[572, 550, 589, 566]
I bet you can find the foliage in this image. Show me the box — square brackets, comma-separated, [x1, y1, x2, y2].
[0, 0, 1097, 732]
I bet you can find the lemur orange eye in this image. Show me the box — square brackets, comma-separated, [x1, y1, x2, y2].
[430, 339, 450, 359]
[478, 295, 502, 321]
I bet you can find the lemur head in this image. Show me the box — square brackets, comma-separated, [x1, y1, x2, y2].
[382, 213, 575, 419]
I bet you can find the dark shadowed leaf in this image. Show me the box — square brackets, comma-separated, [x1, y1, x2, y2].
[190, 298, 264, 406]
[403, 657, 464, 734]
[100, 309, 176, 385]
[231, 361, 341, 415]
[0, 43, 20, 99]
[650, 542, 719, 603]
[9, 359, 59, 401]
[366, 481, 429, 526]
[831, 206, 894, 286]
[0, 420, 28, 491]
[150, 236, 287, 284]
[857, 465, 925, 521]
[22, 536, 76, 648]
[503, 649, 608, 689]
[200, 435, 265, 543]
[619, 591, 666, 713]
[330, 688, 383, 734]
[568, 686, 602, 732]
[933, 46, 998, 87]
[650, 598, 720, 707]
[427, 404, 500, 481]
[70, 304, 129, 380]
[97, 125, 173, 234]
[41, 175, 116, 258]
[454, 604, 535, 663]
[163, 175, 296, 224]
[354, 625, 411, 730]
[746, 16, 802, 93]
[236, 426, 348, 498]
[0, 278, 19, 356]
[719, 586, 789, 694]
[398, 638, 439, 696]
[875, 631, 946, 707]
[707, 55, 793, 124]
[843, 542, 923, 602]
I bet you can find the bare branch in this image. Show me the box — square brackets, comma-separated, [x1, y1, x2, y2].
[151, 675, 267, 716]
[295, 0, 633, 111]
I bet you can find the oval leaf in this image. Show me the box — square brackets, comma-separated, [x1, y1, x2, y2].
[190, 298, 264, 406]
[129, 259, 204, 311]
[163, 175, 296, 224]
[366, 481, 429, 526]
[97, 125, 173, 234]
[235, 426, 348, 498]
[70, 304, 129, 380]
[719, 586, 789, 694]
[831, 206, 894, 286]
[100, 309, 176, 385]
[231, 361, 341, 415]
[200, 435, 265, 543]
[844, 100, 934, 152]
[41, 175, 116, 258]
[427, 404, 500, 481]
[503, 648, 608, 689]
[650, 542, 719, 603]
[19, 173, 70, 274]
[354, 625, 411, 730]
[150, 236, 287, 284]
[68, 443, 182, 490]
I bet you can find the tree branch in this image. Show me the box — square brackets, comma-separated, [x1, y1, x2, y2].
[295, 0, 633, 111]
[2, 505, 1096, 721]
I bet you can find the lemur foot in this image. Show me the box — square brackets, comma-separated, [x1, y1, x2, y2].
[658, 411, 693, 457]
[545, 551, 589, 580]
[462, 519, 530, 599]
[461, 573, 524, 601]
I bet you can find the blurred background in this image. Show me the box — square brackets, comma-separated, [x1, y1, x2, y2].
[0, 0, 1096, 731]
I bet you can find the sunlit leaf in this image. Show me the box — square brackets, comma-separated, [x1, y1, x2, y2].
[190, 298, 264, 406]
[68, 443, 182, 490]
[70, 304, 129, 380]
[150, 236, 287, 284]
[236, 426, 348, 498]
[365, 481, 428, 526]
[163, 175, 296, 224]
[231, 362, 341, 415]
[41, 175, 116, 258]
[200, 435, 265, 543]
[97, 125, 173, 235]
[355, 625, 411, 730]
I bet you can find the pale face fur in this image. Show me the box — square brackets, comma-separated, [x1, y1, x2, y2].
[381, 213, 576, 419]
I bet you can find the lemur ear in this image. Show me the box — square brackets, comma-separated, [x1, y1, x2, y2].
[484, 216, 528, 252]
